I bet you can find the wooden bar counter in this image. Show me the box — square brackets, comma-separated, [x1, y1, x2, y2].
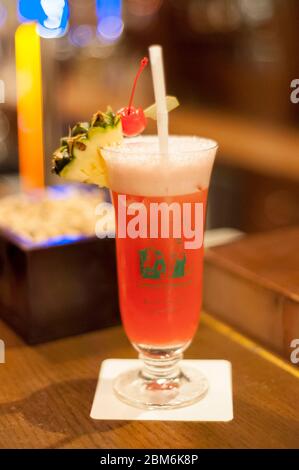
[0, 312, 298, 449]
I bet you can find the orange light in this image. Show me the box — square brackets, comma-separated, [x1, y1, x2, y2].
[15, 23, 44, 190]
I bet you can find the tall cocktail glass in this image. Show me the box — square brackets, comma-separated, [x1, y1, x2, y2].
[102, 136, 218, 409]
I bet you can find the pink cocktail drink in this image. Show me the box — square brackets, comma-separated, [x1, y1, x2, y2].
[112, 189, 208, 347]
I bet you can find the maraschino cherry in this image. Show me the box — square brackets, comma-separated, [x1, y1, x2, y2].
[118, 57, 148, 137]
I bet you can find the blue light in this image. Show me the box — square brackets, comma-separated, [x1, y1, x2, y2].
[18, 0, 69, 38]
[96, 0, 123, 42]
[31, 234, 93, 249]
[8, 229, 94, 250]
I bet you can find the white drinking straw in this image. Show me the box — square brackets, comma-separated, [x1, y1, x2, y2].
[149, 45, 168, 156]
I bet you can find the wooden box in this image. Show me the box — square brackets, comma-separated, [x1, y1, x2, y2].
[0, 230, 119, 344]
[203, 226, 299, 360]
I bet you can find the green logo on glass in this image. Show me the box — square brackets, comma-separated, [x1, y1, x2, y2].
[139, 248, 186, 279]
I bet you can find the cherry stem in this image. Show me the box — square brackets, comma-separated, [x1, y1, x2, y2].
[128, 57, 148, 114]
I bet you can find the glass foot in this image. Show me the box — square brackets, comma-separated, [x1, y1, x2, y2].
[113, 366, 209, 410]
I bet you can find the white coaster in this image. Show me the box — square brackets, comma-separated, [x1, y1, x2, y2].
[90, 359, 233, 422]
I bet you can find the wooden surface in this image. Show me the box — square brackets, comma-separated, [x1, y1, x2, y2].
[0, 313, 298, 449]
[206, 226, 299, 299]
[204, 226, 299, 358]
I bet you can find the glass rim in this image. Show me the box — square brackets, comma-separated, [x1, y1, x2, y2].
[102, 135, 218, 156]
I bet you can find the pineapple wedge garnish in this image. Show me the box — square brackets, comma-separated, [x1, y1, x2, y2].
[52, 108, 123, 187]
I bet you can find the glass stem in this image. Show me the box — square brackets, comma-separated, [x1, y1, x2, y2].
[135, 345, 188, 381]
[140, 353, 182, 381]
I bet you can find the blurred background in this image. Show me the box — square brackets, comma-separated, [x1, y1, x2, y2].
[0, 0, 299, 233]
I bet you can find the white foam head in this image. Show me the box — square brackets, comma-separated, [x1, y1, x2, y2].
[102, 136, 218, 196]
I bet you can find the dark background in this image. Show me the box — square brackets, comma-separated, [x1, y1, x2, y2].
[1, 0, 299, 232]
